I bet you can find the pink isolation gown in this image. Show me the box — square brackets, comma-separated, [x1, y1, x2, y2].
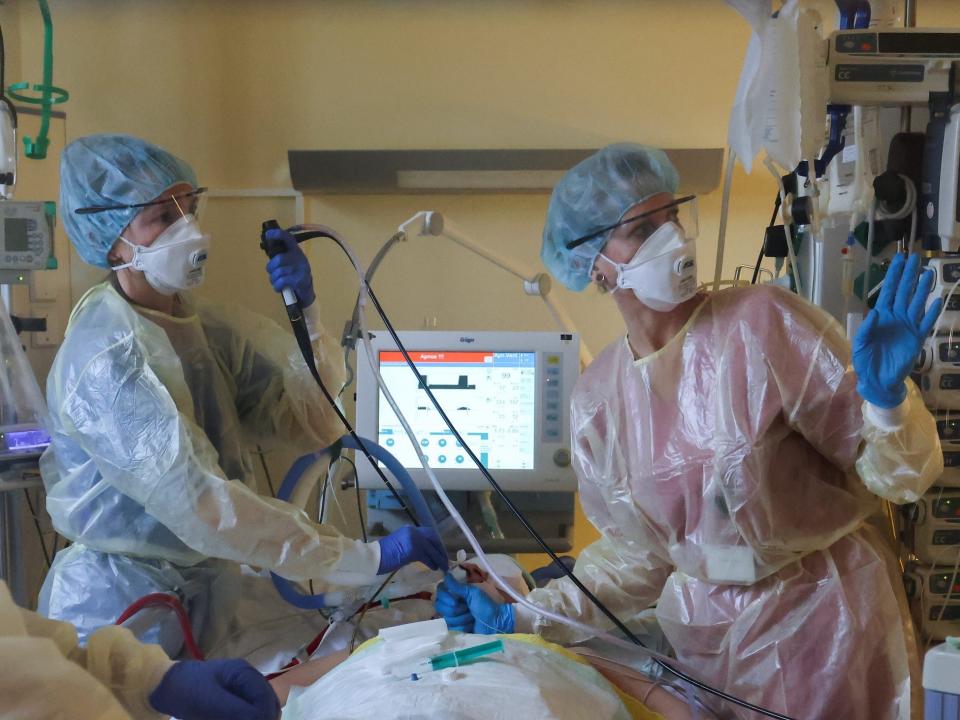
[516, 284, 942, 720]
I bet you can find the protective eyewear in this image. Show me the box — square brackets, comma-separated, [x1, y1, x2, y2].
[565, 195, 698, 250]
[74, 187, 207, 216]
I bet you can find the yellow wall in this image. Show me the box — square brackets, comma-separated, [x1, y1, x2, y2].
[9, 0, 960, 579]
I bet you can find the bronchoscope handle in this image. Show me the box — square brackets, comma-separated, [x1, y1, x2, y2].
[260, 218, 302, 317]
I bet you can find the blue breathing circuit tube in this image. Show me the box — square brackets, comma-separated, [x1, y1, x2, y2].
[270, 434, 442, 610]
[265, 222, 793, 720]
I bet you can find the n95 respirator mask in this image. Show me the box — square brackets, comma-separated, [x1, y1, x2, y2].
[601, 221, 698, 312]
[115, 214, 210, 295]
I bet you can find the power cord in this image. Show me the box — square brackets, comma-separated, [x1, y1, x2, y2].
[340, 456, 366, 542]
[259, 221, 418, 525]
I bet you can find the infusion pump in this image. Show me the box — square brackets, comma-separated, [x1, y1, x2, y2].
[0, 200, 55, 283]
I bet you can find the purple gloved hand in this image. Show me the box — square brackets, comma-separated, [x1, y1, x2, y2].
[149, 659, 280, 720]
[265, 227, 315, 306]
[376, 525, 446, 574]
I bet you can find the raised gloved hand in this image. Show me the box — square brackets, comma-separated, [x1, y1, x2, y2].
[434, 572, 515, 635]
[853, 252, 942, 408]
[264, 227, 315, 306]
[376, 525, 447, 574]
[148, 659, 280, 720]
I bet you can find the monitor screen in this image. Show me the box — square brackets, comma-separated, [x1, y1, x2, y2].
[377, 350, 536, 470]
[1, 426, 51, 453]
[4, 217, 29, 252]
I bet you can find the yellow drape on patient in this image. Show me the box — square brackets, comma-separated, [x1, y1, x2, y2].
[350, 633, 666, 720]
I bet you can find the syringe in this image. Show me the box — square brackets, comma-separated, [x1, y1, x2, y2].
[416, 640, 504, 675]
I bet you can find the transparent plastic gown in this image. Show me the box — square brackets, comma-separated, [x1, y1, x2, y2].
[515, 285, 941, 720]
[39, 282, 380, 652]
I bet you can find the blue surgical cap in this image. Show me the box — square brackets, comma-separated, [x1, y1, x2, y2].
[540, 143, 680, 292]
[59, 134, 197, 267]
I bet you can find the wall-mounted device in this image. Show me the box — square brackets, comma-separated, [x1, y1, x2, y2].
[0, 200, 55, 284]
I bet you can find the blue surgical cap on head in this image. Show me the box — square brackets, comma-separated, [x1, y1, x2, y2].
[540, 143, 680, 292]
[59, 134, 197, 268]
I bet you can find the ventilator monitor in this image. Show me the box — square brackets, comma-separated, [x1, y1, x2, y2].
[355, 331, 579, 491]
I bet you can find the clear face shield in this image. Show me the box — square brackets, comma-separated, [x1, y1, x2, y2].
[567, 196, 700, 311]
[127, 190, 208, 250]
[74, 186, 208, 227]
[565, 195, 699, 252]
[144, 188, 208, 232]
[77, 187, 212, 294]
[615, 195, 699, 245]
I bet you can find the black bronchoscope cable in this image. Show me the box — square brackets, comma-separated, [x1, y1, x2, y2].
[259, 220, 417, 525]
[268, 221, 795, 720]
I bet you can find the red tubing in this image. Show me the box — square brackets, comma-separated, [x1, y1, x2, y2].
[115, 593, 204, 660]
[265, 623, 330, 681]
[265, 592, 434, 680]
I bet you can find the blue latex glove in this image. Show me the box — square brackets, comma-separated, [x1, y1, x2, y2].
[148, 659, 280, 720]
[376, 525, 447, 574]
[434, 572, 515, 634]
[853, 252, 942, 408]
[264, 227, 316, 307]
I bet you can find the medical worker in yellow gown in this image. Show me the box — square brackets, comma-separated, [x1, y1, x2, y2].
[39, 134, 445, 656]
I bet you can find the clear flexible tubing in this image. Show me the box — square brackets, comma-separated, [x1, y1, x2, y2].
[294, 224, 796, 719]
[293, 224, 663, 656]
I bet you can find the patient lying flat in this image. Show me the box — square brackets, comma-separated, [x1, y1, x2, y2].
[268, 622, 699, 720]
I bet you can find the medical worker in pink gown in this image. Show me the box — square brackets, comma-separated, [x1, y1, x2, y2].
[436, 144, 943, 720]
